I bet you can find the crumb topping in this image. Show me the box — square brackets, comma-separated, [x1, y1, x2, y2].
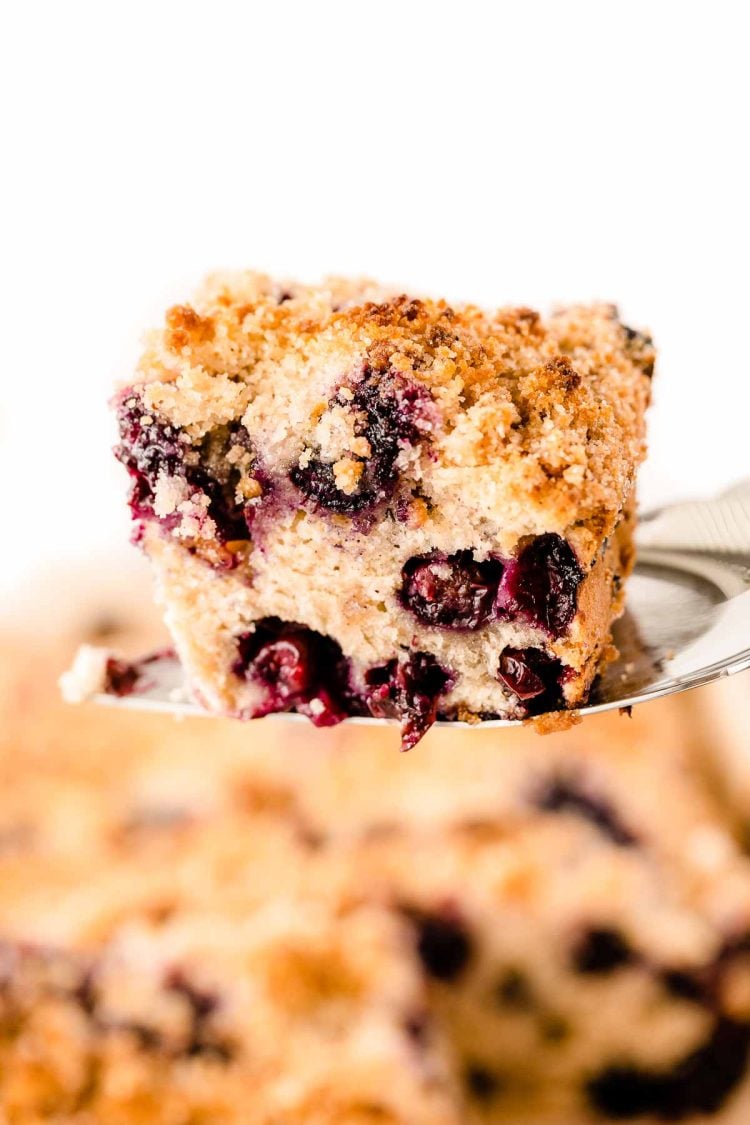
[129, 273, 653, 547]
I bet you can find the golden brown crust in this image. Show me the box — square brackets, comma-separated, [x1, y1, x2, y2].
[132, 273, 652, 547]
[525, 708, 583, 735]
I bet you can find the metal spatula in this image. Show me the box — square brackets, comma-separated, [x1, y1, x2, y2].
[74, 481, 750, 727]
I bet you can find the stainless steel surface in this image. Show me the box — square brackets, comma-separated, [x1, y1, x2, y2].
[92, 480, 750, 726]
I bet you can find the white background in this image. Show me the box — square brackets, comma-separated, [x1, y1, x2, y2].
[2, 1, 749, 598]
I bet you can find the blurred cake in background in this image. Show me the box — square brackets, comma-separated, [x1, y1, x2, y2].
[690, 673, 750, 837]
[1, 563, 750, 1122]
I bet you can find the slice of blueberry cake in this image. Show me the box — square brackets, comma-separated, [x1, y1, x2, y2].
[114, 273, 653, 748]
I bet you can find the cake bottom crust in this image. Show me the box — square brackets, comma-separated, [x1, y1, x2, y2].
[139, 510, 634, 747]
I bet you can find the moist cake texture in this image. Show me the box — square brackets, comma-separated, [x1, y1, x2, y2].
[8, 586, 750, 1122]
[114, 273, 653, 747]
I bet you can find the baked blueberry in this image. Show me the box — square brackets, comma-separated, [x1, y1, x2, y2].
[365, 652, 454, 751]
[410, 910, 473, 981]
[291, 368, 433, 516]
[496, 534, 584, 637]
[400, 552, 503, 630]
[233, 619, 350, 727]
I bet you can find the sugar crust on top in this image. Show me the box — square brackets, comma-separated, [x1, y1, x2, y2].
[130, 273, 653, 560]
